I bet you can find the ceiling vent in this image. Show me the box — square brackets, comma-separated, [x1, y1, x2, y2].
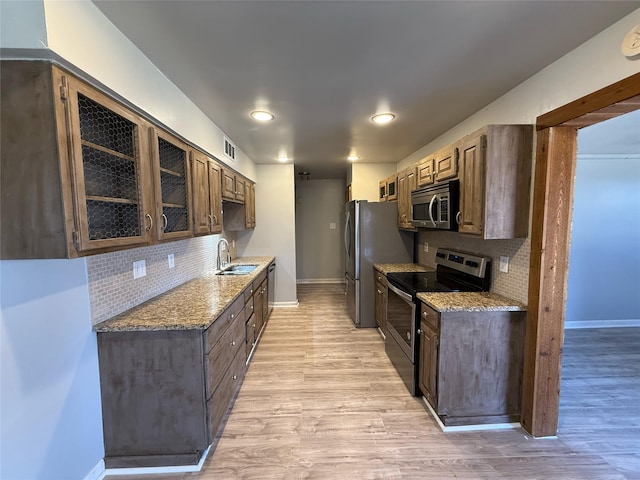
[223, 136, 236, 162]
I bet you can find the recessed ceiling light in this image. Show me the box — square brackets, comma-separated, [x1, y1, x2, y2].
[278, 156, 289, 163]
[371, 113, 395, 125]
[348, 155, 359, 161]
[250, 110, 274, 122]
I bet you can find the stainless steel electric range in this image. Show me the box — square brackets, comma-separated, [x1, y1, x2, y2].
[385, 248, 492, 395]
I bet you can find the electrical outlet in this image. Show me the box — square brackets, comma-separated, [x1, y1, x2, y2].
[329, 222, 337, 230]
[499, 256, 510, 273]
[168, 254, 175, 269]
[423, 242, 429, 253]
[133, 260, 146, 279]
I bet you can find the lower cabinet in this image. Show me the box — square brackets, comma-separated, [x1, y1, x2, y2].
[373, 269, 388, 334]
[245, 268, 270, 360]
[418, 302, 526, 426]
[98, 294, 247, 468]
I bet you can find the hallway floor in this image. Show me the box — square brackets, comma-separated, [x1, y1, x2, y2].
[107, 284, 640, 479]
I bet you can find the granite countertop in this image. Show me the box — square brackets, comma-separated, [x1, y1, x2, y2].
[373, 263, 434, 274]
[93, 256, 275, 333]
[417, 292, 527, 313]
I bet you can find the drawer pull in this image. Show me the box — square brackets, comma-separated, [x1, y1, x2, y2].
[231, 341, 236, 347]
[423, 311, 428, 318]
[230, 313, 235, 319]
[232, 375, 237, 380]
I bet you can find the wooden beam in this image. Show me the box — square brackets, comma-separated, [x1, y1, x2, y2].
[521, 127, 577, 437]
[537, 73, 640, 130]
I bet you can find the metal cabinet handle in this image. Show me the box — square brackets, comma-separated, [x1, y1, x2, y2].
[417, 329, 422, 335]
[232, 375, 237, 380]
[231, 341, 236, 347]
[252, 323, 256, 328]
[250, 305, 254, 310]
[162, 213, 168, 231]
[145, 213, 153, 231]
[230, 313, 235, 319]
[377, 289, 382, 294]
[423, 311, 428, 318]
[456, 211, 461, 225]
[212, 214, 218, 225]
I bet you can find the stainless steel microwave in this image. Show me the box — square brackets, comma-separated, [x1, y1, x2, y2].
[411, 179, 459, 230]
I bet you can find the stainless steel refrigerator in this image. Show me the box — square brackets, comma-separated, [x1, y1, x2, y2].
[344, 200, 415, 328]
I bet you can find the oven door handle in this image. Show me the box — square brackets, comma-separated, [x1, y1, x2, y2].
[387, 282, 414, 304]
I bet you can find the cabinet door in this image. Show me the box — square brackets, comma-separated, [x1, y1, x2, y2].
[396, 171, 407, 227]
[417, 157, 435, 187]
[63, 75, 153, 251]
[222, 169, 236, 199]
[386, 175, 398, 201]
[235, 176, 246, 203]
[191, 151, 212, 235]
[208, 161, 222, 233]
[459, 134, 486, 235]
[433, 145, 458, 182]
[419, 321, 438, 409]
[379, 179, 387, 202]
[151, 129, 193, 241]
[244, 181, 255, 229]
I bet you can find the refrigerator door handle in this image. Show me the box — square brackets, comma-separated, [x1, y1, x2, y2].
[344, 209, 351, 261]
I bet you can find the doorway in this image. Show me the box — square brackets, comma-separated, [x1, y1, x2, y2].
[522, 73, 640, 437]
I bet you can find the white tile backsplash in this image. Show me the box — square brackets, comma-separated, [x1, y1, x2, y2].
[87, 232, 237, 325]
[417, 230, 530, 305]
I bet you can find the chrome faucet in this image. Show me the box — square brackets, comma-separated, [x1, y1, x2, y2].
[217, 238, 231, 270]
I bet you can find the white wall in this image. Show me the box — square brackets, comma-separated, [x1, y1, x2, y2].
[237, 165, 298, 305]
[1, 259, 104, 480]
[566, 154, 640, 325]
[41, 0, 256, 181]
[350, 163, 396, 201]
[295, 179, 346, 282]
[0, 0, 47, 50]
[398, 8, 640, 168]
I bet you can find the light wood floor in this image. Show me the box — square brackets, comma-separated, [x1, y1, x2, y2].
[109, 284, 640, 479]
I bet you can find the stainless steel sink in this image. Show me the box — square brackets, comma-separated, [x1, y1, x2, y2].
[215, 264, 258, 275]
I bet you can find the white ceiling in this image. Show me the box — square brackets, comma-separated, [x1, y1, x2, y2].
[93, 1, 639, 178]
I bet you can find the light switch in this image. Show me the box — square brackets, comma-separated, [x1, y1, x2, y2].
[329, 223, 337, 230]
[133, 260, 146, 279]
[168, 254, 175, 268]
[499, 256, 509, 273]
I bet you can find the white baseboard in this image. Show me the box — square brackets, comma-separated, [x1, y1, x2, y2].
[83, 460, 105, 480]
[274, 300, 299, 308]
[422, 397, 521, 433]
[297, 278, 345, 284]
[565, 319, 640, 329]
[104, 445, 211, 476]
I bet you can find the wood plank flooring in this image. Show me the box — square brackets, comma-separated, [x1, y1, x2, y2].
[107, 284, 640, 480]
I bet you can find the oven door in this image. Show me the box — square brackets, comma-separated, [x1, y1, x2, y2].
[386, 282, 416, 361]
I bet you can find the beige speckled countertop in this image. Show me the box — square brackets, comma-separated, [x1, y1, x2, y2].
[93, 256, 275, 332]
[417, 292, 527, 313]
[373, 263, 434, 274]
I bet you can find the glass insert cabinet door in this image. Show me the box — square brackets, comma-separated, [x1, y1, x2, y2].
[150, 128, 193, 241]
[61, 74, 154, 251]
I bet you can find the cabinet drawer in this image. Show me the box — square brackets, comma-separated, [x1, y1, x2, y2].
[205, 309, 245, 398]
[204, 294, 244, 354]
[206, 348, 246, 442]
[252, 269, 267, 291]
[374, 271, 387, 287]
[244, 284, 256, 303]
[420, 303, 440, 331]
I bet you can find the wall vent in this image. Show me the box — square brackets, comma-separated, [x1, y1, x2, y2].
[223, 136, 236, 162]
